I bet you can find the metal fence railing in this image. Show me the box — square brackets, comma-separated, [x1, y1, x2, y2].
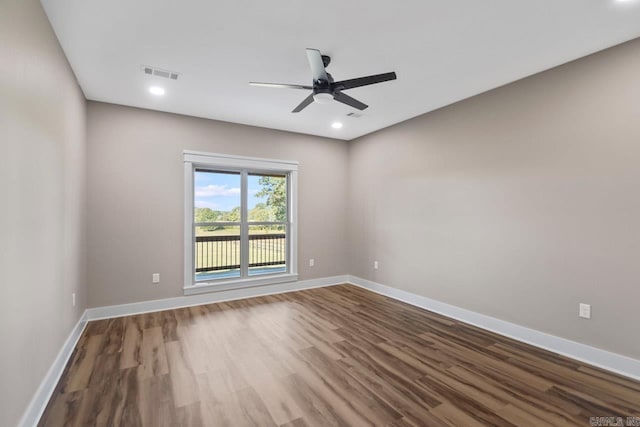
[195, 233, 286, 272]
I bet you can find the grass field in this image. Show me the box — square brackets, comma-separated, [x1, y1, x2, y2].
[195, 225, 284, 236]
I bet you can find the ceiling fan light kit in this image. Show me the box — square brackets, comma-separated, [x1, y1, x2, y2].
[250, 48, 397, 113]
[313, 92, 334, 104]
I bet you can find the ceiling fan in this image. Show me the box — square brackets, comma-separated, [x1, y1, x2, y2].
[250, 48, 397, 113]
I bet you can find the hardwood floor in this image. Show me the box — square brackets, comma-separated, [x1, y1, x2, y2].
[39, 284, 640, 426]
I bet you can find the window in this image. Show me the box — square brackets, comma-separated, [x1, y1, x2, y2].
[184, 151, 298, 294]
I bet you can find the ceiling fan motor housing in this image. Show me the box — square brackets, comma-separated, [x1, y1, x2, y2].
[312, 71, 334, 104]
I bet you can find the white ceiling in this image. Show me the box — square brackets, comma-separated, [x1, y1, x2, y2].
[42, 0, 640, 141]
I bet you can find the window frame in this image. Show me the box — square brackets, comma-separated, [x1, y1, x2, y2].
[184, 150, 298, 295]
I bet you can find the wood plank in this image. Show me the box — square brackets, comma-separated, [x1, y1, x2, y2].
[120, 318, 142, 369]
[138, 373, 176, 427]
[139, 326, 169, 379]
[165, 340, 200, 408]
[62, 334, 104, 393]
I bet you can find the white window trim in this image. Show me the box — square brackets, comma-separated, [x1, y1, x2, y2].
[184, 150, 298, 295]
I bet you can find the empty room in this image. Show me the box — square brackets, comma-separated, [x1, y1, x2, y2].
[3, 0, 640, 426]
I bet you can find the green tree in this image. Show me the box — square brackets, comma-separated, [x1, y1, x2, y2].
[194, 207, 222, 231]
[220, 206, 241, 222]
[255, 176, 287, 221]
[249, 202, 274, 223]
[194, 207, 219, 223]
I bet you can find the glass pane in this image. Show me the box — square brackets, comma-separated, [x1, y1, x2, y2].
[194, 170, 241, 223]
[248, 173, 287, 222]
[194, 225, 240, 281]
[248, 224, 286, 276]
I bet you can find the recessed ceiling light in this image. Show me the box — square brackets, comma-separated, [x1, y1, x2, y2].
[331, 122, 343, 129]
[149, 86, 165, 96]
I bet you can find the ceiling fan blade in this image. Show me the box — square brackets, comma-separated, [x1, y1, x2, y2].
[333, 92, 368, 110]
[250, 82, 313, 90]
[292, 93, 314, 113]
[306, 48, 328, 83]
[334, 72, 397, 90]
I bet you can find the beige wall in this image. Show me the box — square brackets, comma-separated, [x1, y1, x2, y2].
[0, 0, 87, 425]
[86, 102, 349, 307]
[348, 37, 640, 359]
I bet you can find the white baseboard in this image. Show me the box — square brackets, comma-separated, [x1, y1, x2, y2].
[348, 275, 640, 382]
[85, 275, 350, 321]
[18, 311, 89, 427]
[21, 273, 640, 427]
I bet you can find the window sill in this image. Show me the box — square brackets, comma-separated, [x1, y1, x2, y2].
[183, 273, 299, 296]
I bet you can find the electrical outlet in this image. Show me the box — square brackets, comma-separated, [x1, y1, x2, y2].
[309, 259, 315, 267]
[152, 273, 160, 284]
[579, 303, 591, 319]
[374, 261, 379, 270]
[72, 293, 76, 307]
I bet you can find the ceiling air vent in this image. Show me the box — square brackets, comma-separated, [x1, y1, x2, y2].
[142, 65, 180, 80]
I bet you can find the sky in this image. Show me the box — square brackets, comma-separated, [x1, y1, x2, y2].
[194, 171, 265, 211]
